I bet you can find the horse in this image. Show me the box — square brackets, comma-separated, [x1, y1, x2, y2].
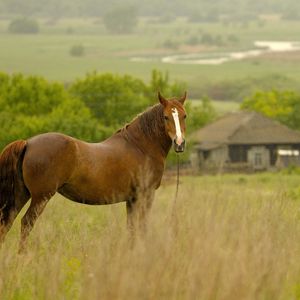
[0, 92, 187, 250]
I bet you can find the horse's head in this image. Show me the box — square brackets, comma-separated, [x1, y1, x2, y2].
[158, 91, 187, 153]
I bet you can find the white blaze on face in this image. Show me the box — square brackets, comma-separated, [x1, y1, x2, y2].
[171, 108, 183, 145]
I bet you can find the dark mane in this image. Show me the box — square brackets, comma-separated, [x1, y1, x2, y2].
[117, 103, 171, 155]
[117, 104, 165, 137]
[138, 104, 165, 138]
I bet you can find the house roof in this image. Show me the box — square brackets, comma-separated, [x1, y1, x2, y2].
[191, 111, 300, 150]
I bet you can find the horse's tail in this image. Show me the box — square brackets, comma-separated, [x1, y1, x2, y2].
[0, 140, 27, 225]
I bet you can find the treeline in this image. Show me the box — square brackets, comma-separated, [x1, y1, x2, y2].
[241, 90, 300, 131]
[0, 70, 216, 154]
[0, 0, 299, 20]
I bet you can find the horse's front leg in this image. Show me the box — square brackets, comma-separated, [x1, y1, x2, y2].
[126, 190, 155, 241]
[139, 189, 155, 234]
[126, 197, 137, 236]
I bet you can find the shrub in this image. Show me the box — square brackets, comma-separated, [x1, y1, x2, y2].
[8, 17, 39, 34]
[70, 45, 85, 57]
[227, 34, 239, 44]
[186, 35, 200, 46]
[0, 73, 104, 149]
[148, 69, 187, 102]
[162, 39, 179, 49]
[158, 13, 176, 23]
[201, 33, 214, 45]
[0, 73, 68, 116]
[241, 89, 300, 130]
[70, 72, 150, 127]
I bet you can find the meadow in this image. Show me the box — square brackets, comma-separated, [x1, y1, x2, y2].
[0, 17, 300, 99]
[1, 173, 300, 300]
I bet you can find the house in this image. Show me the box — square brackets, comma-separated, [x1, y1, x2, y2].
[190, 111, 300, 172]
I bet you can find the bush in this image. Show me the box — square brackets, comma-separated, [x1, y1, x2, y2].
[70, 45, 85, 57]
[148, 69, 187, 102]
[162, 39, 180, 49]
[158, 13, 176, 23]
[240, 89, 300, 130]
[8, 18, 39, 34]
[70, 72, 150, 127]
[227, 34, 239, 44]
[0, 73, 68, 116]
[186, 96, 217, 132]
[0, 73, 104, 149]
[201, 33, 214, 45]
[186, 35, 200, 46]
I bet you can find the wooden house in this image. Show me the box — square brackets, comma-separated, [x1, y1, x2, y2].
[190, 111, 300, 172]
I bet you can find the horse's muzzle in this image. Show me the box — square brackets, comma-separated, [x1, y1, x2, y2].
[173, 139, 186, 153]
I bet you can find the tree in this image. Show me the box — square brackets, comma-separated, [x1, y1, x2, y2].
[186, 96, 217, 132]
[148, 69, 186, 103]
[103, 4, 138, 34]
[0, 73, 67, 115]
[70, 72, 149, 127]
[241, 90, 300, 130]
[8, 18, 39, 34]
[0, 72, 107, 150]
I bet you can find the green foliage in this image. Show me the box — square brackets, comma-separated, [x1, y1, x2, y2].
[0, 70, 191, 169]
[0, 72, 108, 149]
[42, 98, 111, 141]
[70, 44, 85, 57]
[186, 96, 217, 132]
[149, 70, 186, 103]
[158, 13, 176, 23]
[103, 4, 138, 34]
[185, 35, 200, 46]
[199, 74, 298, 102]
[0, 73, 67, 115]
[8, 17, 39, 34]
[280, 165, 300, 175]
[161, 39, 180, 50]
[241, 90, 300, 129]
[70, 72, 150, 127]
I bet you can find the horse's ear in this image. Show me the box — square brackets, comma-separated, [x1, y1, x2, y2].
[178, 91, 187, 104]
[158, 91, 167, 107]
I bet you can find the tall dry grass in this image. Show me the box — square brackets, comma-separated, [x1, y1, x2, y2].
[0, 174, 300, 300]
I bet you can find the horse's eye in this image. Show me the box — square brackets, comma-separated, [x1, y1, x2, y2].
[183, 115, 187, 119]
[164, 116, 169, 121]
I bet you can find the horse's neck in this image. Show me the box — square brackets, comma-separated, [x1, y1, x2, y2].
[125, 118, 172, 160]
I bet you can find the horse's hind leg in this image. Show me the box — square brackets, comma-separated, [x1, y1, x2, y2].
[0, 188, 30, 245]
[19, 194, 52, 252]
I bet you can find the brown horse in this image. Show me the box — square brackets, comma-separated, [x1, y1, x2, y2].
[0, 92, 187, 249]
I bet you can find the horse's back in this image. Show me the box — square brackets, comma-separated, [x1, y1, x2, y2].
[63, 134, 143, 204]
[22, 132, 78, 197]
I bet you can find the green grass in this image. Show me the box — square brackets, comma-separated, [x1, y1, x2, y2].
[0, 18, 300, 99]
[1, 173, 300, 299]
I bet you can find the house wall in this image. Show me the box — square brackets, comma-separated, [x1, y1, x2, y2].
[191, 146, 229, 171]
[247, 146, 270, 170]
[192, 143, 300, 173]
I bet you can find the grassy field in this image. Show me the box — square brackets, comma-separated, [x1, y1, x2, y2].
[0, 18, 300, 99]
[1, 173, 300, 299]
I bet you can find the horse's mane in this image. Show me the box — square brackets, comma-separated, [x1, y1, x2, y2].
[117, 104, 164, 137]
[138, 104, 165, 138]
[117, 104, 171, 154]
